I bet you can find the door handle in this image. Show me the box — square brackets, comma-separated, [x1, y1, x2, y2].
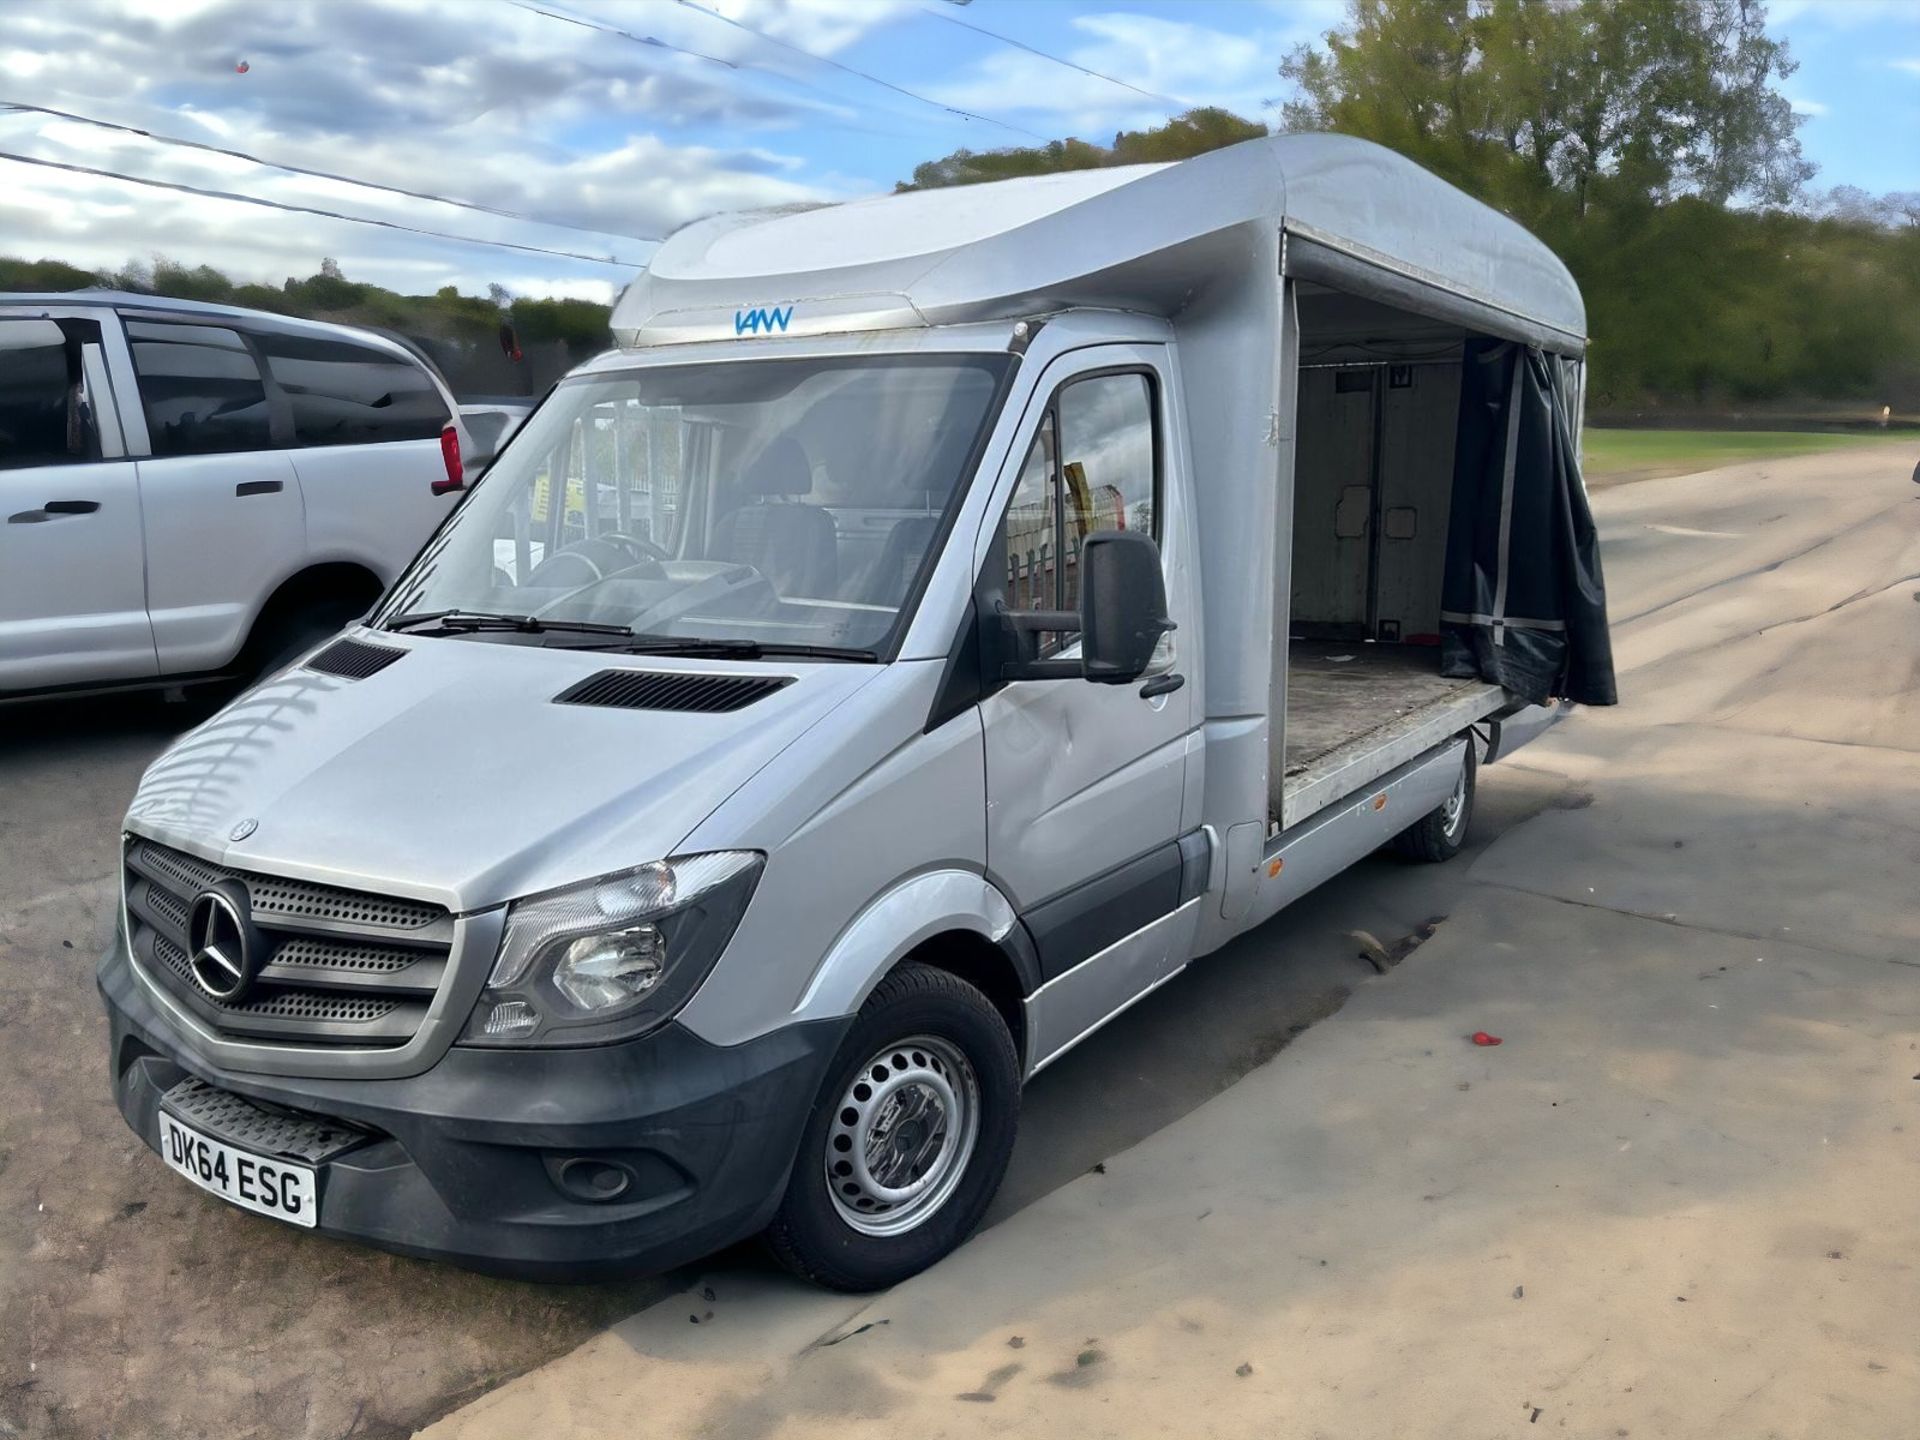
[1139, 672, 1185, 699]
[8, 500, 99, 523]
[235, 480, 284, 497]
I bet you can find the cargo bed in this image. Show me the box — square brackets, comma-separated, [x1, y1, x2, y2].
[1276, 640, 1507, 832]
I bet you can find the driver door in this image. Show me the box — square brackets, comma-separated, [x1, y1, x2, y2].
[976, 349, 1198, 1058]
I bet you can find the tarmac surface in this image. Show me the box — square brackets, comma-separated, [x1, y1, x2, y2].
[426, 440, 1920, 1440]
[2, 439, 1914, 1439]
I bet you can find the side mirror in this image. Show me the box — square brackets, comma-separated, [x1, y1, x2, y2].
[1079, 530, 1174, 684]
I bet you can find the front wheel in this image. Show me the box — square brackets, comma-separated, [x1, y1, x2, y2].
[765, 962, 1020, 1291]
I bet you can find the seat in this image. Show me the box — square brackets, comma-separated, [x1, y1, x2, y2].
[863, 514, 940, 607]
[711, 437, 838, 597]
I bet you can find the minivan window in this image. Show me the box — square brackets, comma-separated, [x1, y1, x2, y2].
[381, 355, 1011, 657]
[0, 318, 99, 470]
[260, 333, 449, 447]
[127, 321, 273, 456]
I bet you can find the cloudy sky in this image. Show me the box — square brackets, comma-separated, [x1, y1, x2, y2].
[1, 0, 1913, 305]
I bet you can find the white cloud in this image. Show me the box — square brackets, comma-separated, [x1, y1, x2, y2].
[695, 0, 916, 57]
[1788, 95, 1830, 115]
[0, 0, 894, 296]
[1893, 58, 1920, 75]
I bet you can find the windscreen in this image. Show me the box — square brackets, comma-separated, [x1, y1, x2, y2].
[382, 354, 1010, 656]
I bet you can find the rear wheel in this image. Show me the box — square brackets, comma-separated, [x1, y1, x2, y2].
[1392, 738, 1477, 862]
[765, 962, 1019, 1292]
[247, 598, 368, 680]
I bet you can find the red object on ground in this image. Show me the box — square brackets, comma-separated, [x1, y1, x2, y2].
[1471, 1031, 1503, 1047]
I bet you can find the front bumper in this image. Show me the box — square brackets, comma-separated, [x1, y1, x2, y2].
[98, 926, 847, 1281]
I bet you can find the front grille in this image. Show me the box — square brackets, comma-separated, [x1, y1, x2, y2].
[134, 841, 443, 930]
[125, 837, 454, 1050]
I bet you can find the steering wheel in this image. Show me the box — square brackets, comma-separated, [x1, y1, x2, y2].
[526, 532, 669, 589]
[597, 531, 671, 566]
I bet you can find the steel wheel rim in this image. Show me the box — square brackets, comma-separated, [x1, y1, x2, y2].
[1440, 768, 1469, 837]
[825, 1033, 980, 1237]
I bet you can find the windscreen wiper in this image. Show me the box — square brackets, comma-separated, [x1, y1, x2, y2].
[384, 609, 635, 638]
[586, 635, 879, 661]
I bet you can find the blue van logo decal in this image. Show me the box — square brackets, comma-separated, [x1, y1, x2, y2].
[734, 305, 793, 335]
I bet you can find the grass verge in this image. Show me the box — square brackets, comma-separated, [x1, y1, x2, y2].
[1584, 428, 1911, 486]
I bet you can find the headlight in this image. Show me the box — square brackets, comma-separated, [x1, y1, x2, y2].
[460, 852, 762, 1047]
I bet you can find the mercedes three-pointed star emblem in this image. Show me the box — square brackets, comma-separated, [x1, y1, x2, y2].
[186, 884, 259, 1002]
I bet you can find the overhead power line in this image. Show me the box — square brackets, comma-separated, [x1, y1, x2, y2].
[0, 149, 648, 267]
[506, 0, 739, 71]
[668, 0, 1050, 142]
[510, 0, 958, 145]
[918, 7, 1191, 111]
[0, 99, 662, 245]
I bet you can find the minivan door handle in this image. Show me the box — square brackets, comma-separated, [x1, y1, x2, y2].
[1139, 672, 1186, 699]
[8, 499, 99, 523]
[235, 480, 284, 497]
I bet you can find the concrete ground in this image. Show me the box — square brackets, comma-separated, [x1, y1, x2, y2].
[0, 612, 1559, 1434]
[0, 682, 1561, 1440]
[1, 440, 1913, 1439]
[423, 440, 1920, 1440]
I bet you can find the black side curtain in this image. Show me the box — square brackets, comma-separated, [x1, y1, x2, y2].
[1440, 339, 1617, 706]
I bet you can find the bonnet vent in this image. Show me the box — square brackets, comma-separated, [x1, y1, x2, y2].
[554, 669, 793, 714]
[305, 637, 407, 680]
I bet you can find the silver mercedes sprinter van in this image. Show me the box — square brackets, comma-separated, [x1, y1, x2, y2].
[99, 135, 1614, 1290]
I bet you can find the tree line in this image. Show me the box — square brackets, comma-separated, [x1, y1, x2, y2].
[0, 252, 609, 397]
[6, 0, 1915, 416]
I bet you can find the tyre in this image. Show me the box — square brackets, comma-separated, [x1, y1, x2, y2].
[765, 962, 1020, 1292]
[1391, 738, 1477, 862]
[248, 599, 367, 680]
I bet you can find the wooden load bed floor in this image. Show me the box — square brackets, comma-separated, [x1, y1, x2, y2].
[1277, 640, 1508, 832]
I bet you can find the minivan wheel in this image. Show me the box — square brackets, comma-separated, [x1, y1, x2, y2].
[765, 962, 1019, 1292]
[1391, 738, 1477, 863]
[249, 600, 366, 680]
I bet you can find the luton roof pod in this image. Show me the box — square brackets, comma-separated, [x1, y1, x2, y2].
[609, 132, 1584, 354]
[610, 132, 1614, 829]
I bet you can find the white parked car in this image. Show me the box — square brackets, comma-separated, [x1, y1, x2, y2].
[0, 292, 473, 699]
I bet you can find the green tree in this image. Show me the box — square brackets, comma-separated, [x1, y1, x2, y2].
[898, 107, 1266, 191]
[1281, 0, 1812, 216]
[150, 260, 235, 303]
[0, 256, 101, 291]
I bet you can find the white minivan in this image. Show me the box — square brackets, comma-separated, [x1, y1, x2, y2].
[0, 292, 472, 700]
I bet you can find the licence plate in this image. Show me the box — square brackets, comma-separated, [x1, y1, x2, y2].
[158, 1110, 318, 1229]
